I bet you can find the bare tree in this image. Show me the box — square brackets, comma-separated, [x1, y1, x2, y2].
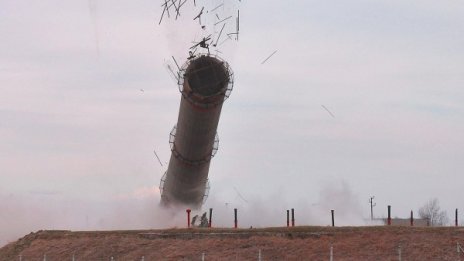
[418, 198, 449, 226]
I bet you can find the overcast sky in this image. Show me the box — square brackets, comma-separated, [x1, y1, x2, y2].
[1, 0, 463, 246]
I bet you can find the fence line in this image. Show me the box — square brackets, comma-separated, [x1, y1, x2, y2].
[14, 243, 464, 260]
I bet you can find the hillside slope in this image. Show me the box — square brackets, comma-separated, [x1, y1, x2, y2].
[1, 226, 464, 260]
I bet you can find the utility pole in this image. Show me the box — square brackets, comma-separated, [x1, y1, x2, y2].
[369, 196, 376, 220]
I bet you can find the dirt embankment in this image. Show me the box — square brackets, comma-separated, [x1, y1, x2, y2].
[1, 226, 464, 260]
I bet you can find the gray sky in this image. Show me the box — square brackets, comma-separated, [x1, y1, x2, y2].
[1, 0, 464, 245]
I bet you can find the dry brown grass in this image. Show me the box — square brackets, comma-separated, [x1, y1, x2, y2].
[1, 226, 464, 260]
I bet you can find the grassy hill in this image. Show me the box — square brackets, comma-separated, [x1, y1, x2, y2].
[1, 226, 464, 260]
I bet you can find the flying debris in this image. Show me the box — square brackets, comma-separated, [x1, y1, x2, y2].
[159, 0, 172, 24]
[190, 35, 212, 53]
[218, 38, 228, 46]
[179, 0, 188, 13]
[210, 3, 224, 12]
[188, 50, 197, 60]
[236, 10, 240, 40]
[214, 15, 232, 26]
[213, 23, 226, 47]
[153, 149, 163, 167]
[159, 4, 167, 24]
[218, 33, 233, 47]
[171, 0, 179, 18]
[161, 0, 187, 20]
[233, 187, 248, 203]
[193, 7, 204, 24]
[166, 64, 179, 82]
[261, 50, 278, 64]
[321, 105, 336, 118]
[175, 0, 189, 20]
[225, 33, 235, 39]
[172, 56, 181, 70]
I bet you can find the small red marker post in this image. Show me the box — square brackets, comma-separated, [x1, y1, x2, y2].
[186, 209, 191, 228]
[286, 210, 290, 227]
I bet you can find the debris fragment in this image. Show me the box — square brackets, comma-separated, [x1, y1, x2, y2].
[193, 6, 204, 24]
[234, 187, 248, 203]
[153, 149, 163, 167]
[214, 15, 232, 26]
[210, 3, 224, 12]
[321, 105, 336, 118]
[261, 50, 278, 64]
[214, 23, 226, 46]
[172, 56, 181, 71]
[190, 35, 212, 53]
[159, 3, 167, 24]
[166, 64, 179, 82]
[237, 10, 240, 40]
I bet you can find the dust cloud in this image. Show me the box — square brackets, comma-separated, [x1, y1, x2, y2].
[1, 182, 372, 247]
[0, 190, 178, 247]
[197, 181, 369, 228]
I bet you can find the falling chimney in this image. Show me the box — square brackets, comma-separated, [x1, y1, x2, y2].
[160, 54, 234, 208]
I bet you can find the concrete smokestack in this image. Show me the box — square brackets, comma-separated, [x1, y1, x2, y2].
[160, 54, 233, 208]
